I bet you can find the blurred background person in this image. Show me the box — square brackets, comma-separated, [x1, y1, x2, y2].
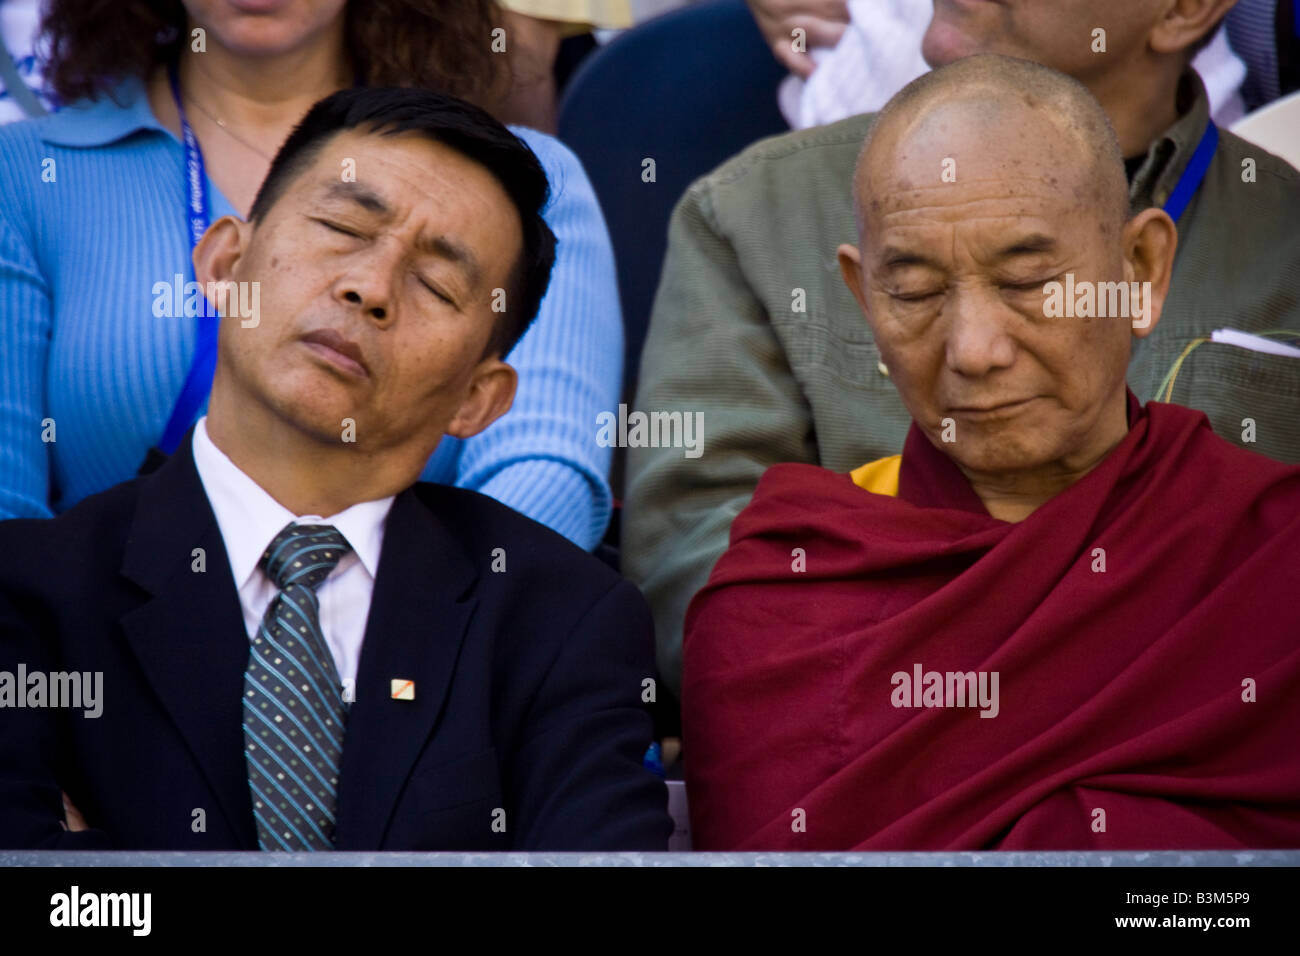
[1227, 0, 1300, 110]
[0, 0, 54, 121]
[755, 0, 1247, 129]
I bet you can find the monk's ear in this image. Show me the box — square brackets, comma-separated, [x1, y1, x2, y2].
[445, 359, 517, 439]
[1121, 207, 1177, 340]
[193, 215, 252, 289]
[838, 242, 870, 317]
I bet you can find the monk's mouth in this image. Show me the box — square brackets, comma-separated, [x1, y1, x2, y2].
[949, 397, 1038, 418]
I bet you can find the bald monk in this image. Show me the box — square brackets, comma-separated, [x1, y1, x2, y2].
[628, 0, 1300, 704]
[681, 55, 1300, 851]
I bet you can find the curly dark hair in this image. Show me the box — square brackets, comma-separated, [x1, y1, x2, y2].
[41, 0, 506, 106]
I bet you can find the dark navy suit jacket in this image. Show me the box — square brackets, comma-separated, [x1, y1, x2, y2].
[0, 433, 671, 850]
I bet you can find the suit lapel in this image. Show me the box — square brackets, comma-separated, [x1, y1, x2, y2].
[336, 486, 478, 849]
[119, 432, 257, 848]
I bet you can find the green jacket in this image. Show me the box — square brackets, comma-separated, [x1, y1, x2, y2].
[625, 73, 1300, 696]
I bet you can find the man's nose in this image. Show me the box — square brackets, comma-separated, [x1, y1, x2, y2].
[338, 286, 387, 321]
[334, 242, 401, 321]
[943, 285, 1017, 377]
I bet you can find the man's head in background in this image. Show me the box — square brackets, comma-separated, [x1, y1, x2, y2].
[837, 55, 1177, 520]
[922, 0, 1238, 155]
[193, 86, 556, 513]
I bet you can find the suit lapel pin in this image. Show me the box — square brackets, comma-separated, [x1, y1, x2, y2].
[390, 679, 415, 701]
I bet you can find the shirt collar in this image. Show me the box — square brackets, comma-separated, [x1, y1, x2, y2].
[191, 417, 395, 588]
[1128, 69, 1213, 212]
[37, 73, 168, 148]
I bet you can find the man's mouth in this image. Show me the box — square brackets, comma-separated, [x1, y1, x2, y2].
[300, 328, 370, 380]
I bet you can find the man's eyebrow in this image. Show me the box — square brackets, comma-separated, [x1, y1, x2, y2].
[995, 233, 1058, 257]
[322, 181, 391, 215]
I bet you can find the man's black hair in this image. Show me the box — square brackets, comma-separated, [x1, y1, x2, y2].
[249, 86, 556, 359]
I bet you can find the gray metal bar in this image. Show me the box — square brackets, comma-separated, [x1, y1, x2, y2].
[3, 850, 1297, 867]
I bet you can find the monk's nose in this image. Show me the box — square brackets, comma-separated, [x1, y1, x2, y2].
[943, 286, 1018, 377]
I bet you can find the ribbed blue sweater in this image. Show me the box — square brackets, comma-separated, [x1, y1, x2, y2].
[0, 76, 621, 548]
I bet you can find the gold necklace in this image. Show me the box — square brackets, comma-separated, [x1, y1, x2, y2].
[184, 91, 276, 161]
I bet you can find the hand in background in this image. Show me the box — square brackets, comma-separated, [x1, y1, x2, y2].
[60, 791, 87, 832]
[661, 736, 682, 769]
[746, 0, 849, 77]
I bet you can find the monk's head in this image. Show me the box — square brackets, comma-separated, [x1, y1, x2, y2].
[838, 55, 1177, 490]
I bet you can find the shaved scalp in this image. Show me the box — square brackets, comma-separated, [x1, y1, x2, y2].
[854, 54, 1130, 236]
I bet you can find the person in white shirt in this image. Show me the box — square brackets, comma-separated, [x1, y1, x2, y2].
[748, 0, 1248, 129]
[191, 418, 392, 702]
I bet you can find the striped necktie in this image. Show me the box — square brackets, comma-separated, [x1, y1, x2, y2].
[242, 522, 352, 851]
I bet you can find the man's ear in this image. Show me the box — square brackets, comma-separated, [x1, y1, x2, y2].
[193, 215, 251, 291]
[837, 242, 870, 316]
[1122, 207, 1178, 339]
[1149, 0, 1236, 56]
[445, 359, 518, 439]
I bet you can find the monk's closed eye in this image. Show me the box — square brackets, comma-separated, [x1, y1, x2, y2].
[890, 287, 944, 302]
[999, 274, 1059, 294]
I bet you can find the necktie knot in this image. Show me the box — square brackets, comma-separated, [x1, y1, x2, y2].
[261, 523, 351, 592]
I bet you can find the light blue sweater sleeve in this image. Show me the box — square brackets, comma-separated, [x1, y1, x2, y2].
[0, 123, 53, 520]
[421, 127, 622, 549]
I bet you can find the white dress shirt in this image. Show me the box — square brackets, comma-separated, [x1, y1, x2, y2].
[191, 417, 395, 690]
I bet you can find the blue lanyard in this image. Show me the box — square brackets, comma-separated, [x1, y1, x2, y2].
[158, 64, 219, 455]
[1162, 120, 1218, 223]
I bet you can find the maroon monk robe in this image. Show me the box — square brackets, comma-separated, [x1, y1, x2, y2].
[682, 394, 1300, 850]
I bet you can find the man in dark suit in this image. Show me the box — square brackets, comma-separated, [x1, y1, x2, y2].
[0, 87, 671, 851]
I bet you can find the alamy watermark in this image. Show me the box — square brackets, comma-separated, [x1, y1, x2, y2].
[50, 886, 150, 936]
[596, 404, 703, 459]
[0, 664, 102, 718]
[1043, 273, 1152, 328]
[152, 274, 261, 328]
[891, 663, 999, 718]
